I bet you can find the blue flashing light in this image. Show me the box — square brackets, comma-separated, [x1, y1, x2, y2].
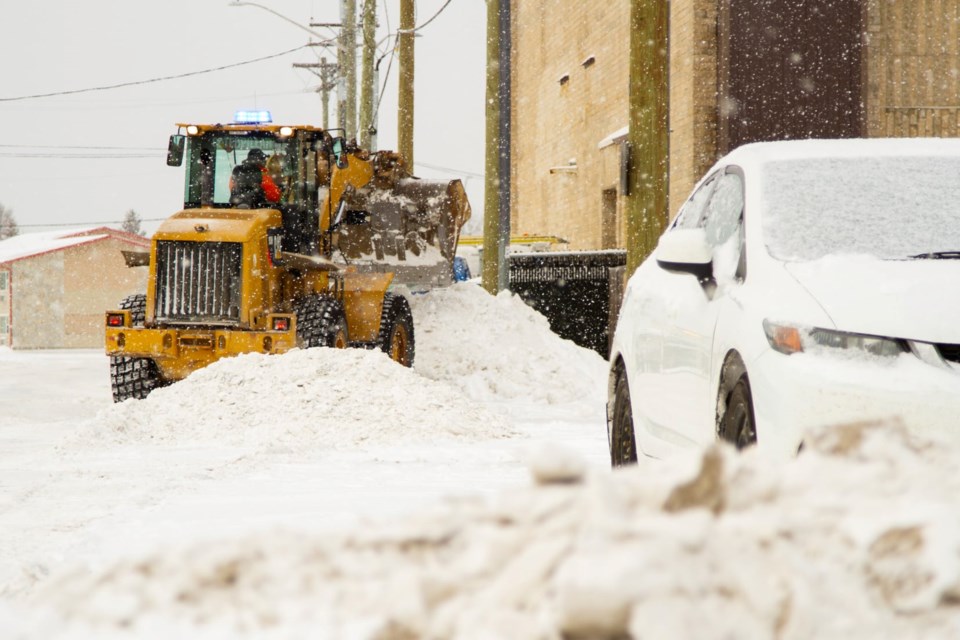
[233, 110, 273, 124]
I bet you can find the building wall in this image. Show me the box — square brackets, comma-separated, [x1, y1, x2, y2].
[11, 251, 65, 349]
[511, 1, 960, 250]
[9, 237, 148, 349]
[62, 238, 148, 348]
[511, 0, 631, 250]
[669, 0, 720, 218]
[865, 0, 960, 136]
[0, 268, 11, 347]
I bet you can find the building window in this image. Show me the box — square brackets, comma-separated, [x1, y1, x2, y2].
[601, 188, 619, 249]
[0, 315, 7, 338]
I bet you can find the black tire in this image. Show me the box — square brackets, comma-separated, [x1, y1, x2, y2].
[719, 378, 757, 449]
[378, 293, 415, 367]
[110, 294, 164, 403]
[609, 363, 638, 467]
[294, 295, 349, 349]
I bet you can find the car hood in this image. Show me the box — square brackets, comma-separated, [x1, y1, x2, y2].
[784, 255, 960, 344]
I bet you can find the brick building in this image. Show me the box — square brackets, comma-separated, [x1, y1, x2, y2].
[0, 228, 149, 349]
[511, 0, 960, 251]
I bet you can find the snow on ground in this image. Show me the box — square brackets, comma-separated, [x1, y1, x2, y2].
[80, 348, 516, 451]
[2, 284, 960, 638]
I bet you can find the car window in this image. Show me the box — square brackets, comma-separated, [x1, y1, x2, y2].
[702, 172, 745, 283]
[703, 172, 743, 247]
[673, 172, 719, 230]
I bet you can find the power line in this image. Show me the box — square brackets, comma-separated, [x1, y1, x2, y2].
[415, 161, 483, 178]
[0, 45, 314, 103]
[408, 0, 454, 32]
[17, 218, 168, 229]
[0, 153, 162, 159]
[0, 144, 164, 151]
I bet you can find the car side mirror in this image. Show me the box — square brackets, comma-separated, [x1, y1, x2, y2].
[167, 134, 185, 167]
[656, 228, 713, 281]
[331, 137, 348, 170]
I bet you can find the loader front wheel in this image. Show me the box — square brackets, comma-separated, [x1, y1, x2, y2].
[110, 293, 165, 403]
[378, 293, 415, 367]
[110, 356, 164, 403]
[294, 296, 349, 349]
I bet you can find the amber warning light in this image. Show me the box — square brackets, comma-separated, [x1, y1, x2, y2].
[272, 317, 290, 332]
[106, 313, 126, 328]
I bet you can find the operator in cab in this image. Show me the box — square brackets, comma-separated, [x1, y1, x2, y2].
[230, 148, 280, 208]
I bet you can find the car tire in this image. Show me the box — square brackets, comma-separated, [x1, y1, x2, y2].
[720, 377, 757, 449]
[294, 296, 349, 349]
[109, 294, 165, 403]
[609, 364, 638, 467]
[378, 293, 415, 367]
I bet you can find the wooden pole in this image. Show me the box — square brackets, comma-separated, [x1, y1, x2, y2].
[343, 0, 358, 140]
[359, 0, 376, 149]
[626, 0, 669, 276]
[398, 0, 415, 168]
[482, 0, 501, 294]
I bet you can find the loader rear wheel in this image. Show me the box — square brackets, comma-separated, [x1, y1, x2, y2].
[378, 293, 415, 367]
[294, 296, 349, 349]
[110, 294, 165, 403]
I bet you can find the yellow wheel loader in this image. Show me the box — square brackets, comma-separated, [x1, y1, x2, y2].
[105, 111, 470, 402]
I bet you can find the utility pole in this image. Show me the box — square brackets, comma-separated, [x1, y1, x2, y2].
[359, 0, 377, 149]
[482, 0, 511, 294]
[626, 0, 669, 275]
[293, 57, 339, 129]
[398, 0, 415, 168]
[340, 0, 358, 140]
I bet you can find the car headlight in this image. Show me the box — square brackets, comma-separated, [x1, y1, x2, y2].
[763, 320, 906, 357]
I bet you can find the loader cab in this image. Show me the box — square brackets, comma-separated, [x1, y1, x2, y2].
[173, 116, 334, 255]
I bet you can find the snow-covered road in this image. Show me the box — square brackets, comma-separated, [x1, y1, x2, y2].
[2, 285, 960, 639]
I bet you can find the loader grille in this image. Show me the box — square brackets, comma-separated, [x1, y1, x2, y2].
[154, 240, 243, 324]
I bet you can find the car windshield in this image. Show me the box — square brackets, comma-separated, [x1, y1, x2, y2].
[761, 155, 960, 261]
[183, 133, 297, 207]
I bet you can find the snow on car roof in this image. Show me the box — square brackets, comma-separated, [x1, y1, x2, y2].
[724, 137, 960, 170]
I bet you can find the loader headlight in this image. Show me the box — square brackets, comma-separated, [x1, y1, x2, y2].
[763, 320, 906, 357]
[186, 125, 200, 135]
[279, 126, 294, 137]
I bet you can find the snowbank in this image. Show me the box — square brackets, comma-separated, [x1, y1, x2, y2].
[75, 347, 516, 451]
[23, 420, 960, 639]
[411, 284, 608, 408]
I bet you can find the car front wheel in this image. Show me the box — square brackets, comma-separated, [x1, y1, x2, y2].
[720, 378, 757, 449]
[609, 365, 638, 467]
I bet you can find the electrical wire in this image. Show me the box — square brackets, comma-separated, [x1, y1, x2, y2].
[0, 45, 315, 103]
[16, 218, 168, 229]
[0, 144, 164, 151]
[415, 161, 483, 178]
[0, 153, 162, 159]
[406, 0, 454, 33]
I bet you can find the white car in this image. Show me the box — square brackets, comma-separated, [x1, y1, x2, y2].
[607, 138, 960, 464]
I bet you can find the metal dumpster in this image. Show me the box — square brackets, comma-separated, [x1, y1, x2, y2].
[508, 250, 626, 358]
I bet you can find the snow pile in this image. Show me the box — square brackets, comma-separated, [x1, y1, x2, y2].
[29, 420, 960, 639]
[411, 284, 608, 406]
[78, 348, 515, 450]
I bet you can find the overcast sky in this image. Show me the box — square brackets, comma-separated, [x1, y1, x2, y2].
[0, 0, 486, 236]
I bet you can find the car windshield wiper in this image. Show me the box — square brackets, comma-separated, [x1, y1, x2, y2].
[909, 251, 960, 260]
